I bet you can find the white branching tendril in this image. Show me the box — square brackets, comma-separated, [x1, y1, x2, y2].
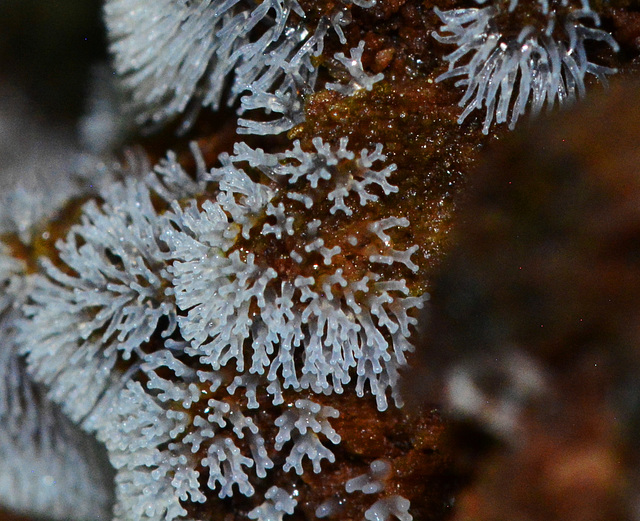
[0, 0, 448, 516]
[105, 0, 358, 134]
[345, 459, 392, 494]
[327, 41, 384, 96]
[92, 350, 339, 521]
[236, 20, 329, 136]
[10, 136, 423, 519]
[432, 1, 619, 134]
[165, 138, 424, 412]
[365, 496, 413, 521]
[19, 179, 176, 425]
[0, 247, 114, 521]
[146, 143, 210, 203]
[248, 486, 297, 521]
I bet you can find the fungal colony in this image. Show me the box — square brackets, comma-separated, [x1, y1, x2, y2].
[0, 0, 634, 520]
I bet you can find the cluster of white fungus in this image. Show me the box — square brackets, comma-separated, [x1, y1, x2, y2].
[315, 459, 413, 521]
[105, 0, 374, 133]
[327, 41, 385, 96]
[2, 0, 634, 518]
[248, 486, 297, 521]
[12, 134, 423, 520]
[345, 459, 392, 494]
[0, 250, 114, 520]
[0, 153, 134, 521]
[165, 137, 423, 411]
[0, 0, 438, 518]
[0, 335, 114, 521]
[90, 348, 340, 521]
[274, 399, 341, 474]
[19, 179, 177, 425]
[347, 462, 413, 521]
[365, 496, 413, 521]
[235, 19, 329, 136]
[432, 0, 618, 134]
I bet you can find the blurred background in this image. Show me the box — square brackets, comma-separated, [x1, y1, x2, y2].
[0, 3, 106, 520]
[0, 0, 109, 191]
[0, 0, 105, 122]
[0, 0, 121, 203]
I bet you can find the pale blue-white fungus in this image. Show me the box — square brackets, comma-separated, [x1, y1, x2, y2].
[91, 349, 340, 521]
[274, 399, 341, 474]
[0, 245, 114, 521]
[19, 178, 177, 425]
[433, 0, 619, 134]
[365, 496, 413, 521]
[11, 134, 423, 520]
[327, 41, 385, 96]
[345, 459, 392, 494]
[164, 137, 424, 412]
[248, 486, 297, 521]
[104, 0, 367, 133]
[0, 140, 150, 521]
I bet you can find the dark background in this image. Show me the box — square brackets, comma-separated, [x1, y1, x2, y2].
[0, 0, 106, 122]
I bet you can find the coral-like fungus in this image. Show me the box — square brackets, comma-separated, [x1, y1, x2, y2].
[3, 0, 640, 519]
[0, 246, 113, 521]
[165, 138, 424, 412]
[14, 134, 435, 520]
[433, 0, 618, 133]
[105, 0, 352, 133]
[20, 179, 176, 425]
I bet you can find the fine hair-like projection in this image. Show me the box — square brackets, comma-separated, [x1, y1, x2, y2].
[4, 0, 637, 519]
[18, 137, 424, 520]
[105, 0, 357, 133]
[432, 0, 618, 133]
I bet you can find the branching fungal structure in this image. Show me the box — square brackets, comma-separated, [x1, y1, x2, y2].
[2, 0, 635, 519]
[0, 169, 118, 521]
[14, 134, 424, 520]
[0, 248, 112, 521]
[105, 0, 363, 133]
[164, 137, 422, 412]
[433, 0, 619, 133]
[20, 178, 177, 425]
